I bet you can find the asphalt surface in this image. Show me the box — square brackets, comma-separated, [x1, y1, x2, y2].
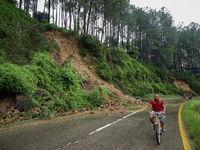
[0, 98, 191, 150]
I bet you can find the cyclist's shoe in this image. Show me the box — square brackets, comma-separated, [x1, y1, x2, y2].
[162, 128, 166, 132]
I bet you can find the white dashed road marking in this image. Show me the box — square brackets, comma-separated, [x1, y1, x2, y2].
[89, 109, 144, 135]
[57, 108, 145, 149]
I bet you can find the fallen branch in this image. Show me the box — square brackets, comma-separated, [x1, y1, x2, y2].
[62, 52, 76, 67]
[21, 24, 39, 34]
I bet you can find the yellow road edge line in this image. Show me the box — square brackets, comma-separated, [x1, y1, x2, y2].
[179, 103, 191, 150]
[135, 107, 146, 113]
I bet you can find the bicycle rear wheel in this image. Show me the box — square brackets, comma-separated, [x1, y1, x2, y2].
[156, 124, 160, 145]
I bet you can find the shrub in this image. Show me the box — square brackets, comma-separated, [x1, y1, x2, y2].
[0, 63, 37, 94]
[155, 77, 161, 83]
[79, 47, 87, 57]
[86, 88, 105, 109]
[192, 92, 197, 97]
[122, 103, 130, 106]
[99, 86, 109, 98]
[190, 79, 200, 95]
[96, 62, 113, 82]
[165, 82, 181, 95]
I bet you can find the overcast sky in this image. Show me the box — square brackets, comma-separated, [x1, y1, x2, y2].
[130, 0, 200, 27]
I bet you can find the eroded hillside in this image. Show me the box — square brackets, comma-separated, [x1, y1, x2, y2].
[174, 80, 196, 94]
[44, 31, 146, 108]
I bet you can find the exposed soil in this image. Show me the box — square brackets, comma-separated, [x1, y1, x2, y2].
[44, 31, 146, 106]
[174, 80, 196, 93]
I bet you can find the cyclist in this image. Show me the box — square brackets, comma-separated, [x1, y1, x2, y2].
[189, 93, 192, 100]
[183, 93, 186, 102]
[147, 94, 166, 132]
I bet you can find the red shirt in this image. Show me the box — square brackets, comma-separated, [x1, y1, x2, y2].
[149, 99, 165, 111]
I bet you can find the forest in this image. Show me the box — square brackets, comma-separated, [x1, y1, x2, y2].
[11, 0, 200, 73]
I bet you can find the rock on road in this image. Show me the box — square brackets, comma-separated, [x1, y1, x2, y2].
[0, 98, 192, 150]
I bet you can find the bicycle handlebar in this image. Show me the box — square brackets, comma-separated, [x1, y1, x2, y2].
[150, 111, 162, 115]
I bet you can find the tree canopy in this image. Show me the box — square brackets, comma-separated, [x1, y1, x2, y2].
[11, 0, 200, 74]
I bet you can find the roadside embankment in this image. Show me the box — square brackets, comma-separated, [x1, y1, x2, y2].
[182, 99, 200, 149]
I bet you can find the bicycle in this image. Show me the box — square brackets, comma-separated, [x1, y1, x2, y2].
[151, 111, 163, 145]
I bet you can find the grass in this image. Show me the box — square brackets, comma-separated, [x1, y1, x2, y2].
[121, 103, 130, 106]
[129, 107, 137, 111]
[182, 99, 200, 149]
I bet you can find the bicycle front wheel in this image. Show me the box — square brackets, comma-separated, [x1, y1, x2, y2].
[156, 124, 160, 145]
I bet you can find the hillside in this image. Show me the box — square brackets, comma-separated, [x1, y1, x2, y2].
[0, 0, 197, 125]
[45, 31, 132, 102]
[174, 80, 196, 95]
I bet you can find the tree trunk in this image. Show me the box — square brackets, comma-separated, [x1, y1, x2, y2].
[26, 0, 30, 13]
[59, 3, 61, 26]
[43, 0, 46, 13]
[77, 5, 80, 31]
[69, 6, 71, 30]
[117, 22, 120, 43]
[105, 19, 107, 44]
[61, 0, 64, 28]
[19, 0, 22, 9]
[101, 9, 106, 43]
[110, 21, 112, 46]
[52, 1, 54, 24]
[96, 19, 98, 39]
[48, 0, 50, 23]
[101, 16, 105, 43]
[24, 0, 26, 11]
[55, 4, 58, 25]
[73, 8, 76, 31]
[65, 9, 68, 29]
[83, 0, 88, 33]
[121, 24, 124, 49]
[86, 0, 93, 33]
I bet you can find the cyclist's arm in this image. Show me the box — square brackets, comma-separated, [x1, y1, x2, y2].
[147, 103, 152, 113]
[162, 105, 166, 114]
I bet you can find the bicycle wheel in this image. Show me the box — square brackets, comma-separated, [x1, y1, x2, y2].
[156, 124, 160, 145]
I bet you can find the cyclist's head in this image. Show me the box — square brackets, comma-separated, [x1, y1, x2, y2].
[154, 94, 159, 100]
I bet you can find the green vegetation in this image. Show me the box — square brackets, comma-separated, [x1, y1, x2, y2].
[121, 103, 130, 106]
[0, 0, 106, 118]
[129, 107, 137, 111]
[79, 36, 181, 96]
[0, 0, 49, 65]
[99, 87, 110, 98]
[0, 0, 199, 122]
[175, 72, 200, 95]
[182, 99, 200, 149]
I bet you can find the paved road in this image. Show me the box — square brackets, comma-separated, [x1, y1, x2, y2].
[0, 98, 190, 150]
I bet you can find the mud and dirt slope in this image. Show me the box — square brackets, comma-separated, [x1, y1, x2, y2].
[174, 80, 196, 93]
[44, 31, 144, 107]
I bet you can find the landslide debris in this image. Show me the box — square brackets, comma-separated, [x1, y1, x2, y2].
[45, 31, 146, 108]
[174, 80, 196, 94]
[0, 31, 147, 125]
